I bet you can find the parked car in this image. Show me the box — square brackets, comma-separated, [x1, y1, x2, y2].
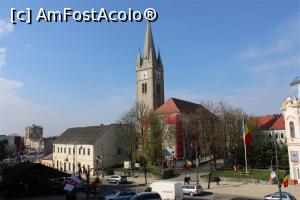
[146, 181, 183, 200]
[182, 184, 203, 196]
[107, 175, 127, 184]
[130, 192, 162, 200]
[264, 192, 296, 200]
[105, 190, 137, 200]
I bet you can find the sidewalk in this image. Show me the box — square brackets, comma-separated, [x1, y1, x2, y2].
[206, 181, 300, 199]
[127, 175, 300, 199]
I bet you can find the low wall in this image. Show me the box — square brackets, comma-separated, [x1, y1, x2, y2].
[200, 176, 260, 184]
[114, 170, 160, 179]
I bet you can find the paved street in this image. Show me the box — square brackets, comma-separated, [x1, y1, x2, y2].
[14, 181, 262, 200]
[11, 171, 300, 200]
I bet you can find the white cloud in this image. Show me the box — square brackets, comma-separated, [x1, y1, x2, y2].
[0, 77, 135, 136]
[0, 77, 54, 135]
[228, 16, 300, 113]
[25, 44, 32, 48]
[167, 84, 289, 116]
[236, 16, 300, 63]
[64, 86, 135, 127]
[248, 54, 300, 74]
[0, 18, 13, 37]
[0, 16, 134, 136]
[0, 48, 6, 68]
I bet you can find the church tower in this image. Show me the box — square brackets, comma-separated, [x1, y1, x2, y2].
[136, 22, 164, 110]
[281, 76, 300, 185]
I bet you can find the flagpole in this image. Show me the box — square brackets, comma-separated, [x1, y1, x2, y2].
[273, 133, 282, 200]
[243, 134, 248, 174]
[243, 117, 248, 174]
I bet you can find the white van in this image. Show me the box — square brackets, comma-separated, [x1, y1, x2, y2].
[147, 181, 183, 200]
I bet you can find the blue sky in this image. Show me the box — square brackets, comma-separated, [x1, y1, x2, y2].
[0, 0, 299, 136]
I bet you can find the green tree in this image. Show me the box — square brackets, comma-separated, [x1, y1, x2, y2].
[233, 131, 288, 169]
[0, 141, 7, 160]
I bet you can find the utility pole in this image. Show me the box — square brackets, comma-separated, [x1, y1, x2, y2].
[273, 131, 282, 200]
[86, 167, 90, 200]
[195, 140, 199, 185]
[73, 144, 76, 175]
[101, 143, 104, 178]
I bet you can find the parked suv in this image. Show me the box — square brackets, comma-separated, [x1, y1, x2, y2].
[182, 184, 203, 196]
[107, 175, 127, 184]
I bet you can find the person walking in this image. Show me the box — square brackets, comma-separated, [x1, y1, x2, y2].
[184, 174, 191, 185]
[187, 174, 191, 184]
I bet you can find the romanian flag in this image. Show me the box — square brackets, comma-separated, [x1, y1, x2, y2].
[242, 117, 252, 149]
[283, 173, 289, 188]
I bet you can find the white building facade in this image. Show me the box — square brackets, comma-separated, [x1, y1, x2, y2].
[281, 76, 300, 185]
[53, 124, 127, 175]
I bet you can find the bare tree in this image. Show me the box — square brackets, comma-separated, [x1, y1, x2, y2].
[216, 102, 244, 166]
[118, 106, 138, 174]
[188, 101, 221, 188]
[135, 102, 151, 184]
[181, 113, 193, 160]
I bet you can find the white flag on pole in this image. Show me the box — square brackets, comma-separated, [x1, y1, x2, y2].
[271, 171, 277, 179]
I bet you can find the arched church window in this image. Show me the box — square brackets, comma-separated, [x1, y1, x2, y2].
[269, 134, 272, 138]
[275, 134, 278, 139]
[290, 121, 295, 138]
[280, 133, 284, 138]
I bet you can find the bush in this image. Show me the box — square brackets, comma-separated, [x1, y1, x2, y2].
[161, 169, 174, 179]
[104, 168, 114, 175]
[148, 168, 174, 179]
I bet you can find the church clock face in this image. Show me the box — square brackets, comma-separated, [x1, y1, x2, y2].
[140, 71, 148, 79]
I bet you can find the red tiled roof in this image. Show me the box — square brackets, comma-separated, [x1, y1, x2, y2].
[155, 97, 202, 114]
[268, 115, 285, 130]
[255, 114, 285, 130]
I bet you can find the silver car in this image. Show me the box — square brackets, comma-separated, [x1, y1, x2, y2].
[182, 184, 203, 196]
[264, 192, 296, 200]
[107, 175, 127, 184]
[130, 192, 162, 200]
[105, 190, 137, 200]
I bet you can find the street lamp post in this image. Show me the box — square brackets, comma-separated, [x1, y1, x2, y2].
[97, 144, 104, 177]
[192, 140, 199, 185]
[73, 144, 76, 175]
[272, 130, 282, 200]
[101, 143, 104, 178]
[74, 145, 83, 175]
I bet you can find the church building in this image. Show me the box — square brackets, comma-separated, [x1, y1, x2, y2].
[136, 22, 210, 160]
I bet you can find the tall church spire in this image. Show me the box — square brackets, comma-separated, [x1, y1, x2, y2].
[157, 48, 163, 67]
[136, 48, 142, 67]
[143, 21, 157, 62]
[136, 21, 164, 110]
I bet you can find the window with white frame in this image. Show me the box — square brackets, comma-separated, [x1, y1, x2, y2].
[290, 121, 295, 138]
